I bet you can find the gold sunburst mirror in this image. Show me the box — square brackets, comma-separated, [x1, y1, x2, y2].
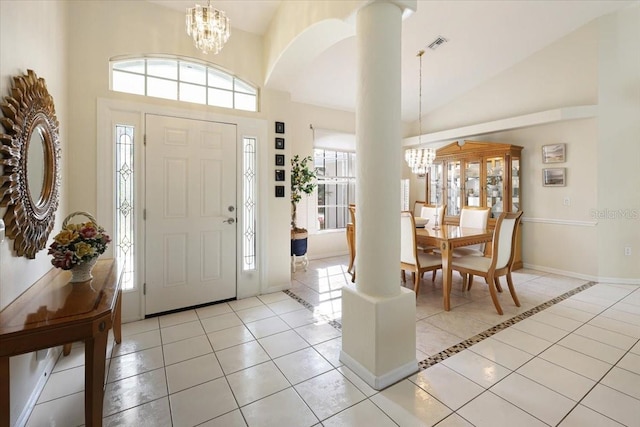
[0, 69, 61, 258]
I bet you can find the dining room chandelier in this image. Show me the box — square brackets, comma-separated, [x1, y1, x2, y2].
[405, 49, 435, 175]
[186, 0, 230, 54]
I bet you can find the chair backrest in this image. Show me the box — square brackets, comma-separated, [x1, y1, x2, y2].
[400, 211, 418, 265]
[413, 201, 425, 218]
[460, 207, 490, 229]
[421, 204, 445, 225]
[348, 204, 356, 225]
[491, 211, 523, 270]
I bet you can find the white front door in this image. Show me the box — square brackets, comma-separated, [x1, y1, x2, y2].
[145, 114, 237, 315]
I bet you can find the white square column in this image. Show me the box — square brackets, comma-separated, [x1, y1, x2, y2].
[341, 284, 418, 389]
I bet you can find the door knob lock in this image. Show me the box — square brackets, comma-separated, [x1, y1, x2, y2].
[224, 218, 235, 224]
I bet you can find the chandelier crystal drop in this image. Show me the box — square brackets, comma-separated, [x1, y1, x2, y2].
[405, 49, 435, 175]
[186, 0, 230, 55]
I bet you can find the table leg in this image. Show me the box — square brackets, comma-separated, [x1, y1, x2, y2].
[113, 290, 123, 345]
[441, 241, 453, 311]
[1, 356, 9, 427]
[85, 325, 108, 427]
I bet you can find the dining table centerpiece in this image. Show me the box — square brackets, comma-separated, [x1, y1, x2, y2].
[48, 211, 111, 282]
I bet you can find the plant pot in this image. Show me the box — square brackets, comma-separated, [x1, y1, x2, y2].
[291, 229, 308, 256]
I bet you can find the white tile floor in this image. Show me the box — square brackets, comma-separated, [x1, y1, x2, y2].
[25, 256, 640, 426]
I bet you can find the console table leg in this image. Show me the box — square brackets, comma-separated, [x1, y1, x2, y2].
[85, 328, 108, 427]
[113, 290, 122, 345]
[0, 356, 9, 427]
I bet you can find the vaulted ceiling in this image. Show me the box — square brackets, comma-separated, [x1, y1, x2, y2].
[152, 0, 635, 122]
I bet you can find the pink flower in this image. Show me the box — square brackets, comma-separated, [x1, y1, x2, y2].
[51, 250, 75, 270]
[79, 225, 98, 239]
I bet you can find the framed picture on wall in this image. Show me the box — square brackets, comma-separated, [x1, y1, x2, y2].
[275, 154, 285, 166]
[542, 168, 566, 187]
[542, 143, 566, 163]
[275, 121, 285, 134]
[275, 185, 285, 197]
[275, 169, 285, 181]
[275, 138, 285, 150]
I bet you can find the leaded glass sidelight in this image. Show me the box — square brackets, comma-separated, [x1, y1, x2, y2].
[242, 137, 257, 271]
[115, 125, 135, 290]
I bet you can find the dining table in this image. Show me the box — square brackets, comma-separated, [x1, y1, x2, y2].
[415, 225, 494, 311]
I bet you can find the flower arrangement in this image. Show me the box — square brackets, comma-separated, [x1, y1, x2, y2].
[48, 212, 111, 270]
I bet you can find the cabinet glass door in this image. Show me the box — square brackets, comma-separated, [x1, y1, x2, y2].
[486, 157, 504, 218]
[447, 161, 461, 216]
[512, 157, 520, 212]
[428, 163, 443, 206]
[464, 160, 481, 207]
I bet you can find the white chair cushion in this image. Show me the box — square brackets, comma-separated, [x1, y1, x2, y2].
[451, 255, 491, 273]
[417, 252, 442, 268]
[453, 247, 485, 257]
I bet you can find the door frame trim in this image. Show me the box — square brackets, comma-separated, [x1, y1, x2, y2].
[97, 98, 267, 322]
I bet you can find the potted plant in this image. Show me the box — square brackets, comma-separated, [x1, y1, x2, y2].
[291, 154, 317, 256]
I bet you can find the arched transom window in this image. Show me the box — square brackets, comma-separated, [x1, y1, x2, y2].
[110, 56, 258, 112]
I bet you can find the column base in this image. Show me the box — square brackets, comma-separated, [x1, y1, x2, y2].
[339, 284, 418, 390]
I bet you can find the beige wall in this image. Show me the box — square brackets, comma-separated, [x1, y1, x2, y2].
[478, 119, 599, 277]
[415, 7, 639, 281]
[0, 2, 69, 425]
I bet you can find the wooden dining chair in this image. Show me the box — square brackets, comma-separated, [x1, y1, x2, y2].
[400, 211, 442, 295]
[347, 204, 356, 282]
[450, 211, 523, 315]
[454, 206, 491, 257]
[413, 200, 425, 218]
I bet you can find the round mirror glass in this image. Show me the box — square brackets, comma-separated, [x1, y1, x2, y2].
[27, 124, 47, 205]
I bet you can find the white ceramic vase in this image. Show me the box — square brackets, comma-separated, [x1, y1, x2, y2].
[69, 257, 98, 283]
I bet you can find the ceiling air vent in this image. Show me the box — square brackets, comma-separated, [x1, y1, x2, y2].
[427, 36, 448, 50]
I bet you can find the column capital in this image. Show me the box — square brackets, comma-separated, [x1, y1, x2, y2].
[361, 0, 417, 19]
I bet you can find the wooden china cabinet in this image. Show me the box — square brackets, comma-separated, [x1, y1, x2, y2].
[426, 140, 524, 268]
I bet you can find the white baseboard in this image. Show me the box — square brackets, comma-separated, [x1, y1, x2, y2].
[339, 350, 418, 390]
[15, 347, 61, 427]
[523, 263, 639, 285]
[307, 250, 349, 261]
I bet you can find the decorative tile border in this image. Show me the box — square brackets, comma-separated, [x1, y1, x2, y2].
[287, 281, 598, 369]
[284, 289, 342, 330]
[417, 280, 597, 370]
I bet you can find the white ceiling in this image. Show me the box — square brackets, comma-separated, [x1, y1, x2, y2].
[151, 0, 636, 122]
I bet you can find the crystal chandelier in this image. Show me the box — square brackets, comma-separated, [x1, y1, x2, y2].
[405, 147, 435, 175]
[405, 49, 435, 175]
[186, 0, 230, 55]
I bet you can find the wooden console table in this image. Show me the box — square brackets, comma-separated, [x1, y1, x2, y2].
[0, 259, 122, 427]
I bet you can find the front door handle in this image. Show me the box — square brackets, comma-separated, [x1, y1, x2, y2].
[224, 218, 235, 224]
